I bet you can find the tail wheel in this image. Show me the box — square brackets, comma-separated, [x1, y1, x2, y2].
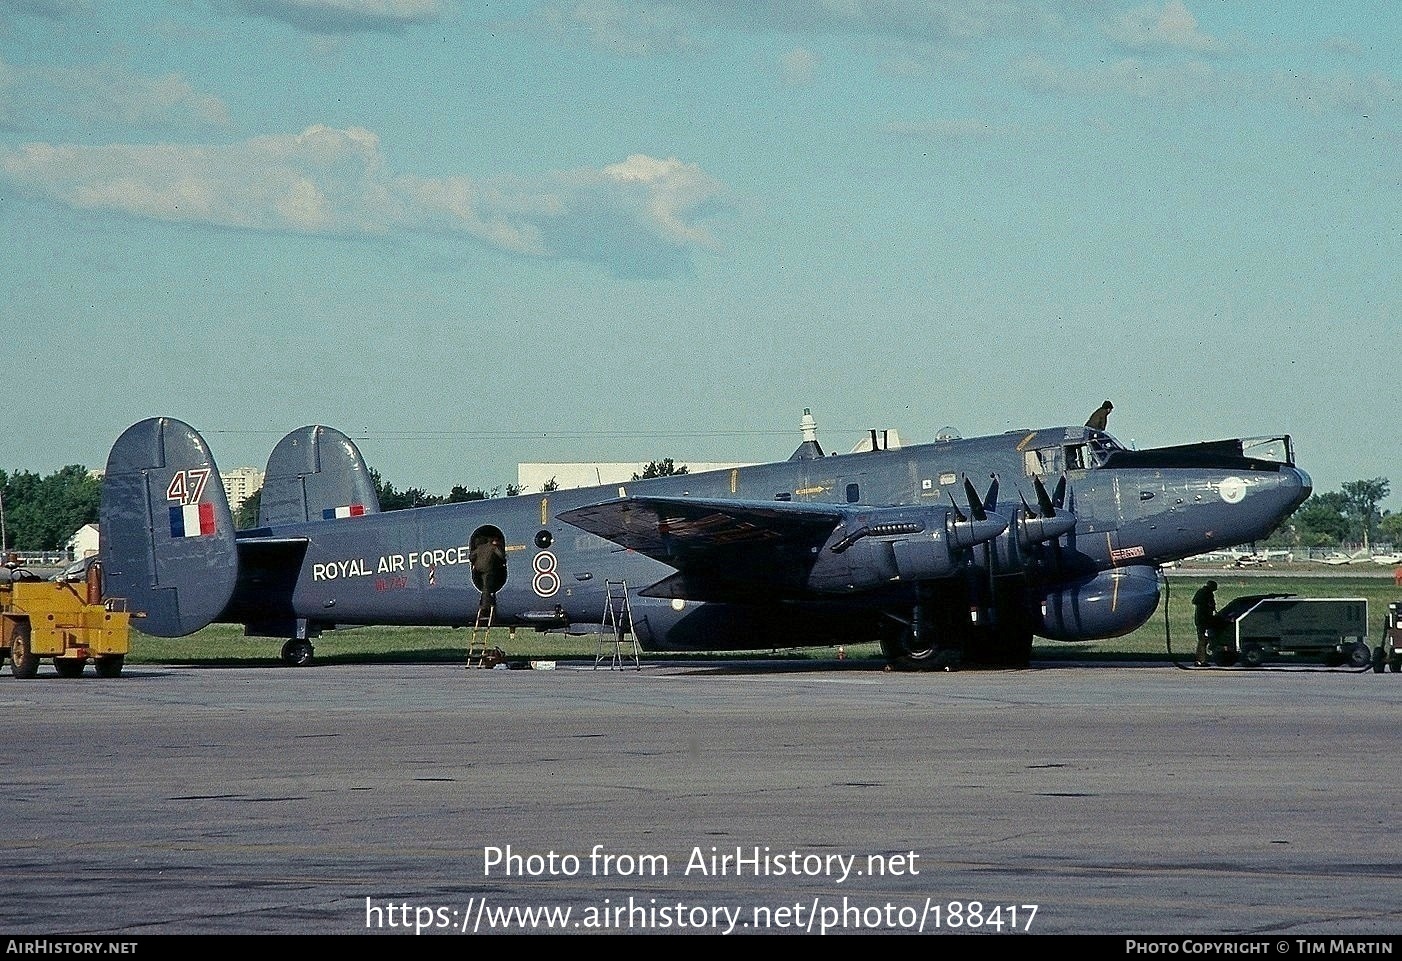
[281, 639, 314, 666]
[9, 621, 38, 679]
[93, 655, 124, 678]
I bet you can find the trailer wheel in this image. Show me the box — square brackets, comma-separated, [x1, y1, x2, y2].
[1348, 644, 1372, 669]
[1242, 645, 1266, 668]
[9, 621, 38, 679]
[1389, 657, 1401, 674]
[93, 655, 124, 678]
[54, 658, 86, 679]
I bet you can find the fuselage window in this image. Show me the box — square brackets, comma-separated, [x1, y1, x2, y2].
[846, 483, 860, 503]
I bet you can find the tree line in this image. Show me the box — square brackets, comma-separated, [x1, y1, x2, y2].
[1265, 477, 1398, 550]
[0, 466, 524, 548]
[0, 467, 101, 552]
[230, 470, 522, 529]
[1, 465, 1394, 553]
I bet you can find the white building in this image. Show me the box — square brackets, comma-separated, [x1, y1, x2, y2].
[222, 467, 265, 513]
[66, 523, 100, 559]
[517, 461, 752, 494]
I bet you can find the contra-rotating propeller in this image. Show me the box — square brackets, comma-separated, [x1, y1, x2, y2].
[946, 476, 1007, 550]
[1016, 474, 1077, 550]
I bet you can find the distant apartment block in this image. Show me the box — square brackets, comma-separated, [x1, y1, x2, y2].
[517, 462, 752, 493]
[222, 467, 265, 512]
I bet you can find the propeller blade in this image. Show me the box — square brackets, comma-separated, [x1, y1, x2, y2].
[1052, 474, 1067, 511]
[982, 475, 999, 515]
[1035, 475, 1057, 517]
[964, 477, 986, 522]
[948, 491, 967, 524]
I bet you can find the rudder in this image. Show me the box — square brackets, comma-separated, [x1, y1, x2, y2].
[257, 425, 380, 527]
[100, 417, 239, 636]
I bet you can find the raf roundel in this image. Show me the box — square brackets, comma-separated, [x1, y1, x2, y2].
[1218, 476, 1246, 504]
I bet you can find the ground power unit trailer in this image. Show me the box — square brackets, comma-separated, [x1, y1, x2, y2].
[1203, 593, 1370, 668]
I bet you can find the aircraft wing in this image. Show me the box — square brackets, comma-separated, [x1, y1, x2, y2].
[558, 496, 846, 601]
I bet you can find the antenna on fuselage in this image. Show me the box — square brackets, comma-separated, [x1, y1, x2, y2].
[789, 408, 825, 461]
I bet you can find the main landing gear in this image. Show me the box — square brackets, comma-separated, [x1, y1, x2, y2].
[882, 580, 1033, 671]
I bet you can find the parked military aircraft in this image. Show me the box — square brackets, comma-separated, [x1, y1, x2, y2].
[96, 414, 1311, 670]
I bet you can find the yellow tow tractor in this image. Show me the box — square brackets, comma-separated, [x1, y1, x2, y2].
[2, 558, 131, 678]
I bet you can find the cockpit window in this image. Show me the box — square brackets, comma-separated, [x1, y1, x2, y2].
[1025, 435, 1125, 476]
[1085, 434, 1124, 466]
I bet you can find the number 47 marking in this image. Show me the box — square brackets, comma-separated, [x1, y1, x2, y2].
[166, 468, 211, 506]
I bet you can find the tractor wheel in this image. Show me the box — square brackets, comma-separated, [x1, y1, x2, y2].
[54, 658, 86, 679]
[9, 621, 38, 678]
[93, 655, 124, 678]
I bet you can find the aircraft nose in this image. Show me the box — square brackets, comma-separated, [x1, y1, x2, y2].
[1274, 464, 1312, 515]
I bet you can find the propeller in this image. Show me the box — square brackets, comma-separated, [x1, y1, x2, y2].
[1017, 474, 1077, 549]
[948, 476, 1007, 550]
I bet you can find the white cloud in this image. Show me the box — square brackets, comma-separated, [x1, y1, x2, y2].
[0, 126, 733, 276]
[0, 0, 91, 19]
[1323, 36, 1364, 59]
[528, 0, 704, 56]
[779, 47, 819, 86]
[232, 0, 448, 33]
[882, 117, 1010, 140]
[1017, 55, 1399, 117]
[1103, 0, 1221, 55]
[525, 0, 1054, 56]
[0, 56, 229, 131]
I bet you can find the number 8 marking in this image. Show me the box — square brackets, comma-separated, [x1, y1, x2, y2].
[533, 551, 560, 597]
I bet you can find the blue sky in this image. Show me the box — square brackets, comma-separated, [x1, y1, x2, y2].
[1, 0, 1397, 510]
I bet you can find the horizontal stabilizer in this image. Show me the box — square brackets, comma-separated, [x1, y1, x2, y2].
[100, 417, 239, 637]
[258, 425, 380, 527]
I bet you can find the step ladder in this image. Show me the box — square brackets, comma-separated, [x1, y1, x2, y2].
[465, 598, 496, 669]
[595, 580, 640, 671]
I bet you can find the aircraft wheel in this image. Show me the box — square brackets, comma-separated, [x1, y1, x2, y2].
[1348, 644, 1372, 669]
[93, 655, 124, 678]
[281, 639, 314, 667]
[880, 631, 936, 670]
[54, 657, 86, 679]
[10, 622, 38, 679]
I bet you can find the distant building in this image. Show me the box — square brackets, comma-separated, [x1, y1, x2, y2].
[517, 461, 752, 494]
[67, 523, 100, 560]
[222, 467, 265, 513]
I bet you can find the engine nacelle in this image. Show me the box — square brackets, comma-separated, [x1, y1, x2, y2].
[1034, 565, 1161, 642]
[804, 505, 1002, 593]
